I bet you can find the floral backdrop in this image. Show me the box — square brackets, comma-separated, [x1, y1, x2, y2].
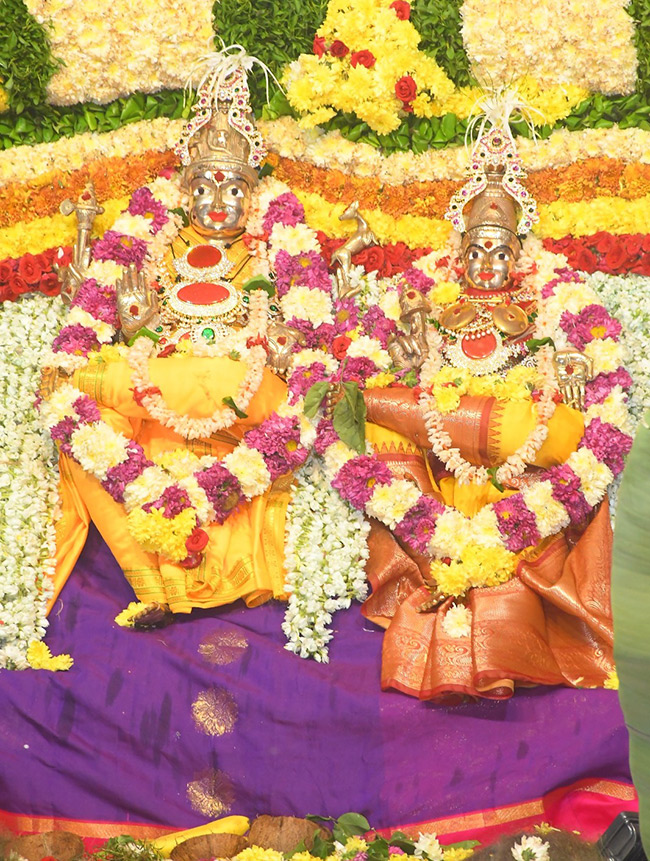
[0, 0, 649, 672]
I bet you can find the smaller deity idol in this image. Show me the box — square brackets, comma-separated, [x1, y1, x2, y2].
[357, 123, 628, 703]
[43, 49, 313, 628]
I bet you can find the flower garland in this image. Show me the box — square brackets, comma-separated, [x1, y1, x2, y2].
[282, 461, 369, 662]
[318, 241, 634, 599]
[545, 232, 650, 277]
[0, 246, 69, 302]
[0, 293, 67, 669]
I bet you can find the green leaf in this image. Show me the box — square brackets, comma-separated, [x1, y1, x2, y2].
[242, 275, 276, 297]
[304, 380, 330, 418]
[487, 466, 505, 493]
[525, 336, 555, 354]
[309, 833, 334, 860]
[169, 207, 190, 228]
[387, 838, 415, 854]
[337, 812, 370, 835]
[332, 382, 366, 454]
[258, 161, 275, 179]
[222, 396, 248, 419]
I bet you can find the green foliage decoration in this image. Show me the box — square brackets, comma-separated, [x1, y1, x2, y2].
[212, 0, 329, 114]
[410, 0, 473, 88]
[0, 0, 61, 113]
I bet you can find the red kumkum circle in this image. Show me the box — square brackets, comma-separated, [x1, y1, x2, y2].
[177, 282, 230, 305]
[461, 332, 497, 360]
[187, 245, 223, 268]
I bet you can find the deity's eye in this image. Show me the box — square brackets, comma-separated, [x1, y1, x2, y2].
[497, 252, 507, 261]
[193, 186, 207, 197]
[469, 250, 480, 260]
[230, 186, 244, 198]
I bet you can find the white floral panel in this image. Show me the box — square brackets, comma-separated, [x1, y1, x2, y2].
[25, 0, 214, 106]
[461, 0, 638, 95]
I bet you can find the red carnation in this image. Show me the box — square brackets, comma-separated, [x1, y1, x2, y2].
[395, 74, 417, 104]
[313, 35, 327, 58]
[332, 335, 352, 359]
[186, 527, 209, 554]
[329, 40, 349, 58]
[351, 50, 376, 69]
[40, 271, 62, 296]
[18, 253, 44, 286]
[390, 0, 411, 19]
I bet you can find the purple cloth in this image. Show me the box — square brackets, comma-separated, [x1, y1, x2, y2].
[0, 526, 632, 829]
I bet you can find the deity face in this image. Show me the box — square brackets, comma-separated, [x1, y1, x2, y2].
[188, 169, 253, 239]
[463, 241, 516, 291]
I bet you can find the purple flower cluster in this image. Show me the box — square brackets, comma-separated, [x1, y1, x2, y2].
[541, 268, 583, 299]
[73, 395, 101, 424]
[52, 323, 100, 356]
[102, 441, 152, 503]
[196, 463, 243, 523]
[72, 279, 119, 327]
[50, 416, 77, 454]
[362, 305, 396, 347]
[394, 495, 444, 554]
[128, 188, 169, 233]
[331, 455, 392, 508]
[341, 356, 378, 385]
[401, 267, 435, 293]
[143, 485, 192, 518]
[287, 362, 329, 404]
[314, 419, 340, 455]
[560, 303, 622, 350]
[92, 230, 148, 268]
[333, 298, 360, 333]
[262, 192, 305, 233]
[580, 417, 633, 476]
[584, 367, 633, 408]
[493, 495, 541, 552]
[285, 318, 336, 349]
[245, 414, 307, 480]
[547, 464, 591, 523]
[274, 249, 331, 296]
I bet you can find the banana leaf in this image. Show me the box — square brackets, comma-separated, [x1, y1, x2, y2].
[612, 410, 650, 852]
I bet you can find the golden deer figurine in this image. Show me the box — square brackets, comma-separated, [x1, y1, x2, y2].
[331, 201, 378, 300]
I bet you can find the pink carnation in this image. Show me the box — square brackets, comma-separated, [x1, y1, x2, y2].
[72, 279, 119, 326]
[92, 230, 148, 268]
[331, 455, 392, 508]
[128, 188, 169, 233]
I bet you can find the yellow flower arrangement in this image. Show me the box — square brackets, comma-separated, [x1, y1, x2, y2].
[433, 543, 518, 598]
[461, 0, 637, 96]
[24, 0, 213, 106]
[26, 641, 74, 671]
[443, 849, 475, 860]
[126, 505, 197, 562]
[284, 0, 455, 134]
[114, 602, 149, 627]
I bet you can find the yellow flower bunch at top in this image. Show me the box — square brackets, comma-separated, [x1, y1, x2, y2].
[284, 0, 455, 134]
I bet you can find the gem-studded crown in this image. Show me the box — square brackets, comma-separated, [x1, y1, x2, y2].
[176, 47, 268, 185]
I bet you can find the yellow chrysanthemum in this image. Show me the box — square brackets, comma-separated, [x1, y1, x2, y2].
[431, 281, 461, 306]
[235, 848, 284, 861]
[443, 849, 475, 860]
[114, 602, 149, 627]
[433, 386, 462, 413]
[27, 641, 74, 672]
[366, 372, 396, 389]
[127, 506, 196, 561]
[433, 560, 471, 597]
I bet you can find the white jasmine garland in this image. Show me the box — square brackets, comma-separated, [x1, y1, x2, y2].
[282, 461, 369, 661]
[0, 294, 67, 669]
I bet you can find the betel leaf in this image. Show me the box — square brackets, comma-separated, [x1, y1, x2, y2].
[222, 396, 248, 419]
[336, 812, 371, 834]
[304, 380, 330, 418]
[332, 381, 366, 454]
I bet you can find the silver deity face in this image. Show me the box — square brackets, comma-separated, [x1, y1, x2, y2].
[189, 169, 253, 239]
[464, 242, 516, 291]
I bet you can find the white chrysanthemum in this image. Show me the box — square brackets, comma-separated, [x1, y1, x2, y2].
[378, 290, 401, 322]
[511, 834, 550, 861]
[366, 480, 421, 529]
[70, 423, 129, 481]
[584, 337, 626, 375]
[585, 388, 633, 435]
[222, 444, 271, 499]
[111, 212, 153, 242]
[290, 348, 338, 374]
[322, 440, 357, 474]
[413, 832, 443, 861]
[569, 448, 614, 506]
[429, 509, 467, 558]
[269, 222, 319, 261]
[66, 306, 115, 343]
[147, 176, 184, 211]
[468, 506, 503, 547]
[441, 604, 472, 639]
[86, 259, 124, 285]
[154, 449, 201, 480]
[178, 476, 213, 524]
[522, 480, 570, 536]
[282, 284, 334, 327]
[38, 383, 79, 428]
[346, 335, 392, 370]
[122, 465, 170, 511]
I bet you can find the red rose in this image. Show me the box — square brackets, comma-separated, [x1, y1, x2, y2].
[313, 35, 327, 57]
[329, 40, 349, 58]
[594, 233, 614, 254]
[0, 261, 14, 284]
[571, 248, 598, 273]
[350, 50, 376, 69]
[54, 245, 73, 267]
[390, 0, 411, 19]
[186, 527, 209, 554]
[332, 335, 351, 359]
[8, 272, 28, 298]
[642, 235, 650, 253]
[395, 74, 417, 104]
[384, 242, 413, 275]
[603, 244, 631, 273]
[40, 271, 62, 296]
[355, 245, 385, 273]
[18, 253, 44, 286]
[624, 234, 644, 256]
